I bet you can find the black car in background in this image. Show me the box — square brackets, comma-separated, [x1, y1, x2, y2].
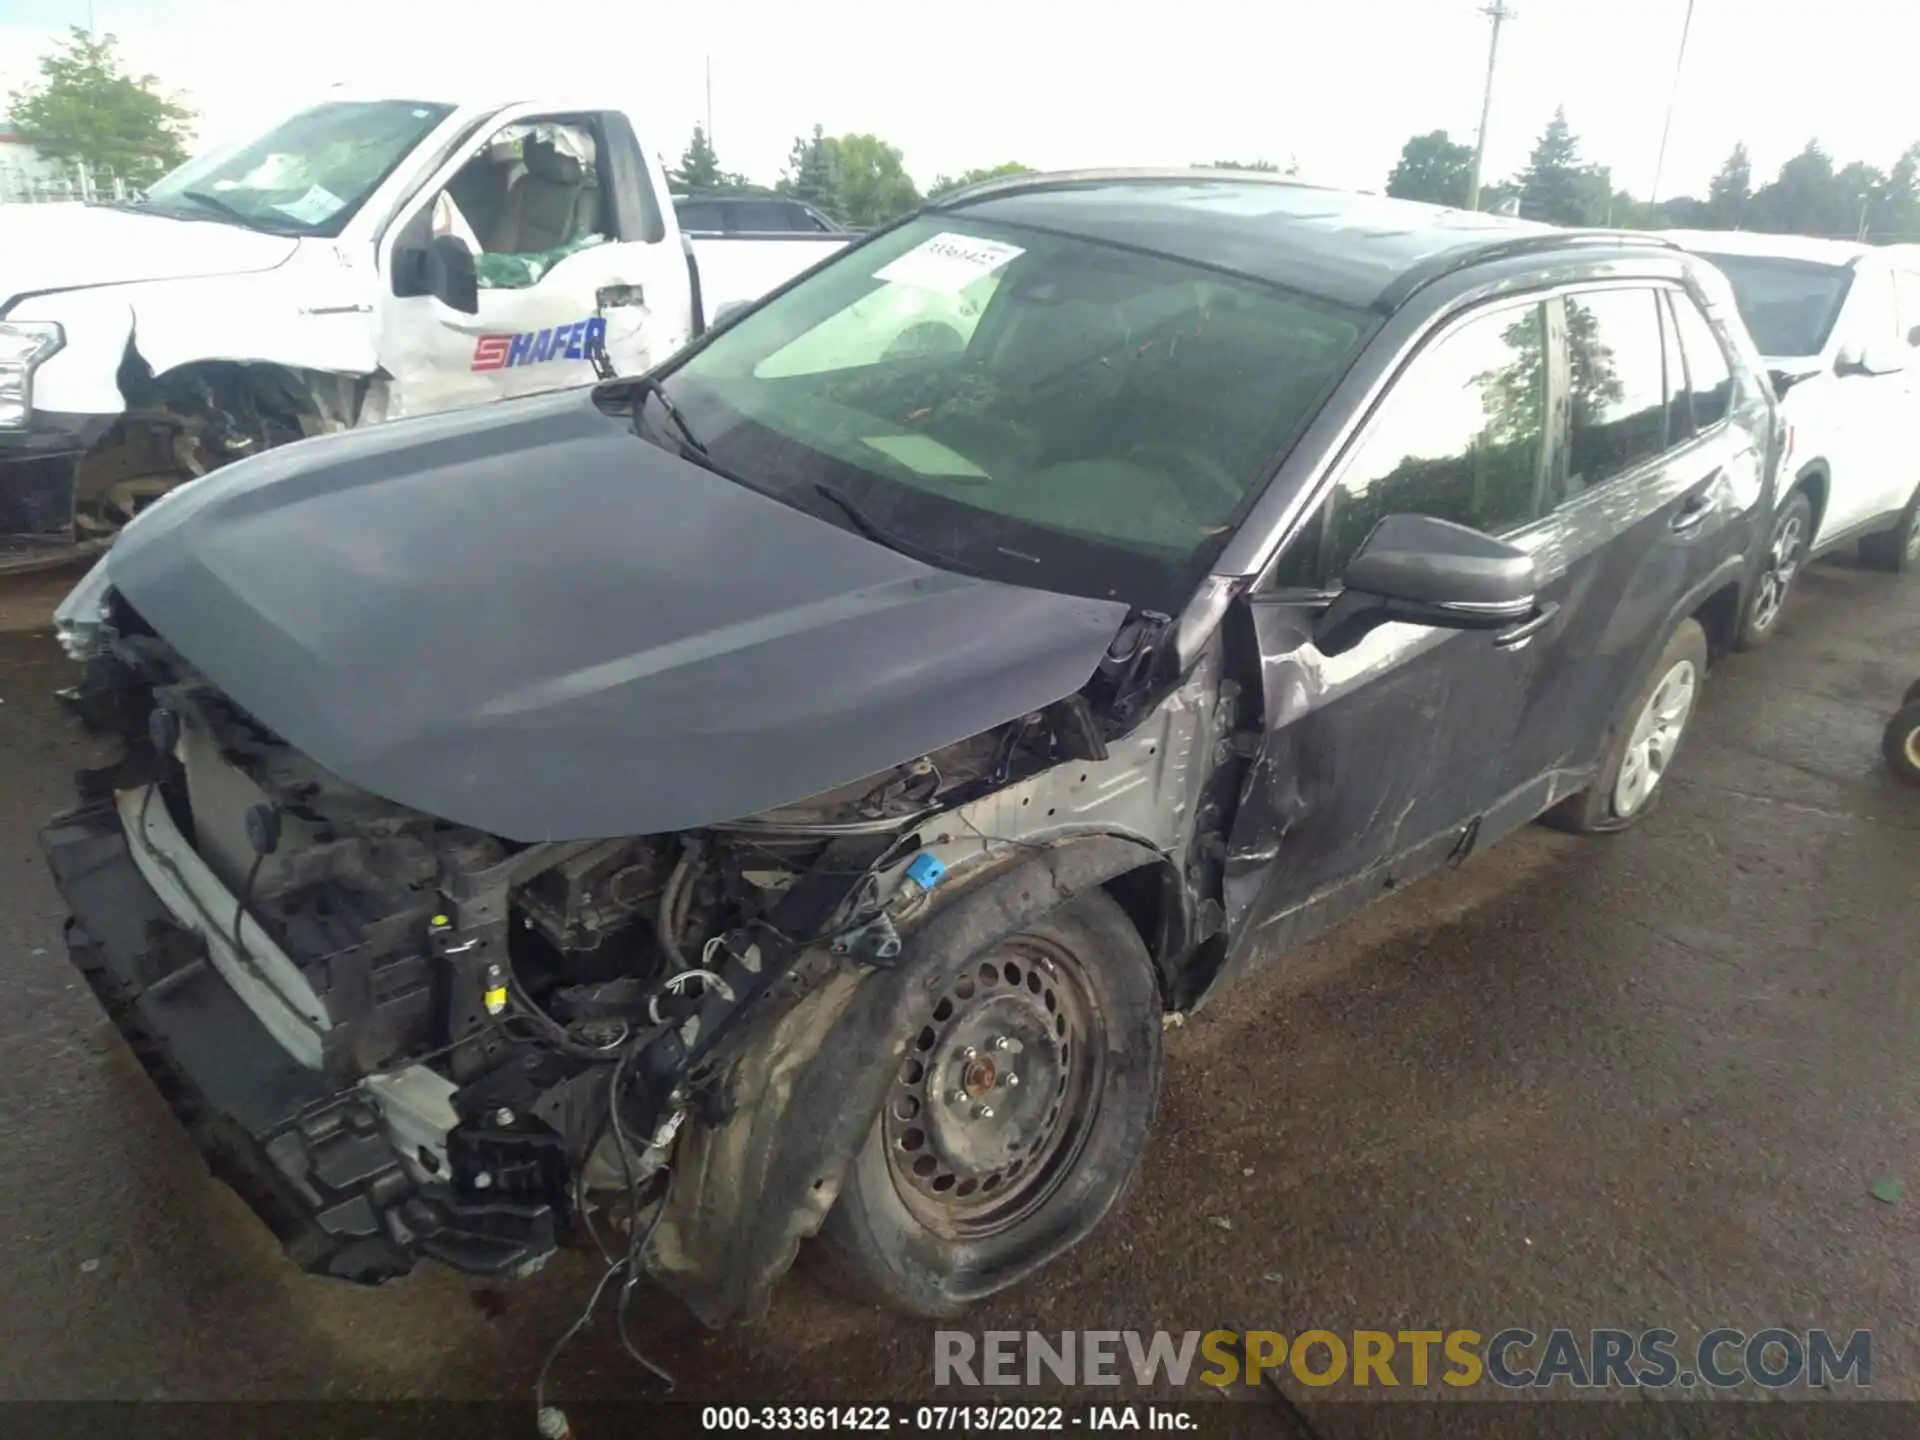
[672, 192, 847, 235]
[43, 173, 1781, 1328]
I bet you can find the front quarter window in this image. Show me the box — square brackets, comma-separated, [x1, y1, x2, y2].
[144, 99, 456, 236]
[658, 215, 1367, 612]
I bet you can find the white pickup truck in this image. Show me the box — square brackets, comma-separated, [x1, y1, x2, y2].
[0, 91, 849, 572]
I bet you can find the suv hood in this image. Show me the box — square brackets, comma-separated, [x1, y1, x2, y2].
[103, 387, 1131, 842]
[0, 203, 298, 307]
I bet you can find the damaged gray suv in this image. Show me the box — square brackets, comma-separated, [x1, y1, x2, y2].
[41, 171, 1780, 1327]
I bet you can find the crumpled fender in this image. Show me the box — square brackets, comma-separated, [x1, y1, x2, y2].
[645, 834, 1169, 1328]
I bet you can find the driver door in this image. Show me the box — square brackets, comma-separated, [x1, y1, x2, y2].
[374, 106, 691, 419]
[1220, 297, 1557, 967]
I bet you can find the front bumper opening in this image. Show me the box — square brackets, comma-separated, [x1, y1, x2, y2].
[41, 801, 564, 1283]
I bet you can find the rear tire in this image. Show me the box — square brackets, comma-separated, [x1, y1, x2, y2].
[1736, 489, 1813, 649]
[811, 888, 1163, 1318]
[1858, 484, 1920, 573]
[1545, 618, 1709, 834]
[1882, 703, 1920, 785]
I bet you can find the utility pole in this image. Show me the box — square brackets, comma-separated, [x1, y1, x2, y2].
[1467, 1, 1515, 212]
[1648, 0, 1698, 206]
[705, 57, 714, 148]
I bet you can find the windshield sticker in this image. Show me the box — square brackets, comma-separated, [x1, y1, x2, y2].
[873, 232, 1024, 294]
[861, 433, 990, 478]
[472, 315, 608, 371]
[272, 184, 346, 226]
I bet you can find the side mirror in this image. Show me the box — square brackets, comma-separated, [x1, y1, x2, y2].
[1836, 339, 1909, 377]
[1313, 513, 1539, 657]
[393, 235, 479, 314]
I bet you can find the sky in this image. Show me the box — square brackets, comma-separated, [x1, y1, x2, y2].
[0, 0, 1915, 202]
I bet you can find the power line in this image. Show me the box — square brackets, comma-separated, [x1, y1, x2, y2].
[1648, 0, 1698, 205]
[1467, 1, 1516, 212]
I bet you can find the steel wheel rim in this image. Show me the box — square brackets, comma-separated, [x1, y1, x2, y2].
[1751, 511, 1805, 632]
[1614, 658, 1698, 818]
[1905, 727, 1920, 769]
[882, 935, 1106, 1238]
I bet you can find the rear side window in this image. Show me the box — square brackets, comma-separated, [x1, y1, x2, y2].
[1564, 288, 1668, 495]
[1668, 292, 1733, 431]
[1273, 302, 1547, 589]
[732, 200, 799, 231]
[675, 200, 722, 231]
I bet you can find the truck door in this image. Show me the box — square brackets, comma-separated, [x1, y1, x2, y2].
[374, 106, 693, 419]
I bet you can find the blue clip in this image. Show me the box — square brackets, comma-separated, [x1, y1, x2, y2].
[904, 853, 947, 891]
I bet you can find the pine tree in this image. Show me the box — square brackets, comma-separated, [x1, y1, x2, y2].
[1705, 143, 1752, 228]
[1515, 108, 1608, 227]
[777, 124, 839, 214]
[673, 124, 723, 192]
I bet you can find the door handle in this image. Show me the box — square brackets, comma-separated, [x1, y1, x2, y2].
[595, 283, 646, 309]
[1671, 494, 1712, 533]
[1492, 600, 1560, 649]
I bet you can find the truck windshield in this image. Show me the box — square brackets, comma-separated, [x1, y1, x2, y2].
[1698, 253, 1853, 358]
[649, 215, 1367, 613]
[143, 99, 456, 237]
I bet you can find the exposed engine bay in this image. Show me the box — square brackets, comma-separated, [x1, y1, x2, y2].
[52, 582, 1233, 1318]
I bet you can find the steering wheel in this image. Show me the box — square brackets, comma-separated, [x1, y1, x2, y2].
[1124, 442, 1246, 517]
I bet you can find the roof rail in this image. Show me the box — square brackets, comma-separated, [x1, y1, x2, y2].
[1375, 227, 1686, 312]
[929, 165, 1336, 208]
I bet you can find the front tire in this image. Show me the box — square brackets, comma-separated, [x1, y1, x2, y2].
[1545, 618, 1709, 834]
[811, 888, 1163, 1317]
[1737, 489, 1813, 648]
[1883, 703, 1920, 785]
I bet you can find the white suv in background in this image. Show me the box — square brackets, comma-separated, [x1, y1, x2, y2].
[1663, 231, 1920, 644]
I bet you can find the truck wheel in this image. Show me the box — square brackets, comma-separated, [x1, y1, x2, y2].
[811, 888, 1162, 1317]
[1736, 489, 1812, 648]
[1882, 703, 1920, 785]
[1859, 485, 1920, 573]
[1545, 618, 1709, 834]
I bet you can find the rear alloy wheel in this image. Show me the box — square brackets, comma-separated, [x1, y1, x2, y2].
[1882, 702, 1920, 785]
[1545, 618, 1709, 834]
[1737, 490, 1812, 648]
[1859, 485, 1920, 573]
[812, 889, 1162, 1317]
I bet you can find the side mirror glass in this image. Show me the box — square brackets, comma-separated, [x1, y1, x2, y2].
[394, 235, 480, 314]
[1313, 513, 1539, 657]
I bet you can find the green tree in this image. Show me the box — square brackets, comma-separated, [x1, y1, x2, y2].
[1514, 108, 1611, 226]
[6, 27, 193, 182]
[1704, 142, 1752, 228]
[1873, 142, 1920, 241]
[777, 124, 839, 213]
[1750, 140, 1850, 237]
[928, 162, 1031, 199]
[821, 133, 921, 227]
[671, 123, 723, 192]
[1385, 130, 1475, 208]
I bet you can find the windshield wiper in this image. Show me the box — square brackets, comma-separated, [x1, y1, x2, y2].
[813, 483, 988, 578]
[627, 375, 710, 459]
[176, 190, 304, 236]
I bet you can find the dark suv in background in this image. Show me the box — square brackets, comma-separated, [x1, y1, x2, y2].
[43, 174, 1781, 1327]
[672, 193, 847, 235]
